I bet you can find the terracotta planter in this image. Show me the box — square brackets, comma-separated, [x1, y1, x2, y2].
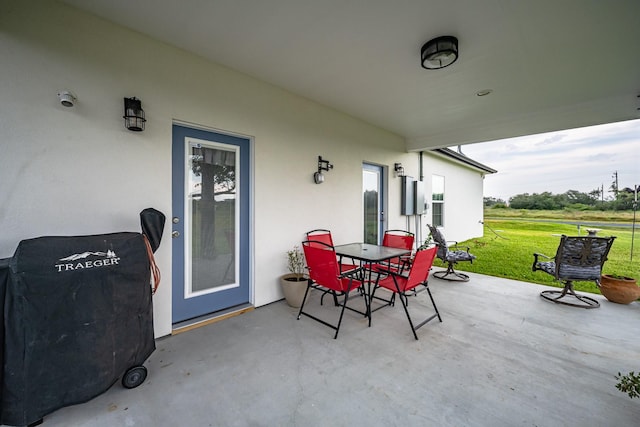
[280, 273, 309, 308]
[600, 274, 640, 304]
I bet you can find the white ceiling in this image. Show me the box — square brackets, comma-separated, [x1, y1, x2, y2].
[61, 0, 640, 151]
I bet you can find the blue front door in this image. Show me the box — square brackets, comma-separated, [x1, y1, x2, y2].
[172, 124, 251, 324]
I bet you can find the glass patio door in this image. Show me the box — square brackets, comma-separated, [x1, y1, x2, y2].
[172, 124, 250, 324]
[363, 163, 385, 244]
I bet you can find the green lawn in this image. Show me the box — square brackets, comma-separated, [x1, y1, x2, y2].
[440, 218, 639, 295]
[485, 207, 637, 222]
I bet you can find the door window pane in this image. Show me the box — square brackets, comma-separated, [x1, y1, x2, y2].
[363, 168, 380, 244]
[187, 140, 238, 295]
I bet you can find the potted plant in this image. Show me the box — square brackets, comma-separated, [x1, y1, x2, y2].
[280, 245, 308, 308]
[417, 234, 434, 250]
[599, 274, 640, 304]
[616, 371, 640, 399]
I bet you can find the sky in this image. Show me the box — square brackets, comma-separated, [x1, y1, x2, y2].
[460, 119, 640, 202]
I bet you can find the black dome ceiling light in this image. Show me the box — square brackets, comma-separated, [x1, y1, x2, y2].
[421, 36, 459, 70]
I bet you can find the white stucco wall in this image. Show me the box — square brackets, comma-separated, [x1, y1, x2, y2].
[421, 153, 486, 243]
[1, 0, 432, 337]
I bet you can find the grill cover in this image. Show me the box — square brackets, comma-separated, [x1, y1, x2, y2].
[0, 209, 163, 426]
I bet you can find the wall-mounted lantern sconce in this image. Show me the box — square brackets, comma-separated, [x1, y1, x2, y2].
[57, 91, 77, 107]
[314, 156, 333, 184]
[123, 97, 146, 131]
[394, 163, 405, 177]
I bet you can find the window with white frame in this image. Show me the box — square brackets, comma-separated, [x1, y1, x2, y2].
[432, 175, 444, 227]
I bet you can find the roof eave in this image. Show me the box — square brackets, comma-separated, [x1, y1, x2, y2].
[430, 148, 497, 174]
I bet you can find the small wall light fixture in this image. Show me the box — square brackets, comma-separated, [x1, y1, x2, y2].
[421, 36, 459, 70]
[123, 97, 146, 131]
[57, 91, 77, 107]
[314, 156, 333, 184]
[394, 162, 405, 177]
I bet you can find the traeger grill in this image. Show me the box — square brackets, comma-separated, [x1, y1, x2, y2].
[0, 208, 165, 427]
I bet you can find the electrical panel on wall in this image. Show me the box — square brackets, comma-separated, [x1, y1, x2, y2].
[401, 176, 414, 215]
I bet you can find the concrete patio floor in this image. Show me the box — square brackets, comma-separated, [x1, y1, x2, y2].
[41, 270, 639, 427]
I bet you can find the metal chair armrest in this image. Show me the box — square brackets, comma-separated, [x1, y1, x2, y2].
[379, 268, 409, 280]
[339, 267, 364, 279]
[532, 253, 553, 271]
[375, 266, 393, 275]
[448, 241, 471, 253]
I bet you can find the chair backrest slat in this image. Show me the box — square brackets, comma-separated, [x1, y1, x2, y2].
[427, 224, 448, 260]
[302, 240, 342, 290]
[382, 229, 414, 251]
[305, 229, 334, 247]
[404, 246, 438, 291]
[554, 235, 616, 281]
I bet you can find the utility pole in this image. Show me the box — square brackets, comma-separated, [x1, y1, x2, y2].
[632, 184, 638, 261]
[612, 170, 619, 198]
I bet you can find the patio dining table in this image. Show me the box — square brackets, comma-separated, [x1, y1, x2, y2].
[334, 243, 412, 326]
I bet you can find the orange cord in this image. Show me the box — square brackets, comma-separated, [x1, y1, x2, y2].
[143, 235, 161, 295]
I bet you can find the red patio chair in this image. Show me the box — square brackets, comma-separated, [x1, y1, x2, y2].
[305, 229, 334, 246]
[371, 246, 441, 340]
[382, 229, 415, 250]
[305, 229, 358, 273]
[298, 240, 367, 339]
[371, 229, 415, 274]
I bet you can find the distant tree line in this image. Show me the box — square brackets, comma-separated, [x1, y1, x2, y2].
[485, 187, 638, 211]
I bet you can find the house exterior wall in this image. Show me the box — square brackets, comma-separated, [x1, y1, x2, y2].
[421, 153, 486, 243]
[0, 0, 485, 337]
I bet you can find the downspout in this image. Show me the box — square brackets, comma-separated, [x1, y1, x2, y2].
[417, 151, 424, 247]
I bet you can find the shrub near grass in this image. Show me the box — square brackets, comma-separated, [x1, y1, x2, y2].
[441, 220, 638, 295]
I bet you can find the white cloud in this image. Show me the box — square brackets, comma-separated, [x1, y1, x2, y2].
[462, 119, 640, 201]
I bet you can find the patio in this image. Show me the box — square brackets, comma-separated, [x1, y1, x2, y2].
[43, 270, 639, 427]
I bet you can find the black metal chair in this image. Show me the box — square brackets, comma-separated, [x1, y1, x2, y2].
[532, 235, 616, 308]
[427, 224, 476, 282]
